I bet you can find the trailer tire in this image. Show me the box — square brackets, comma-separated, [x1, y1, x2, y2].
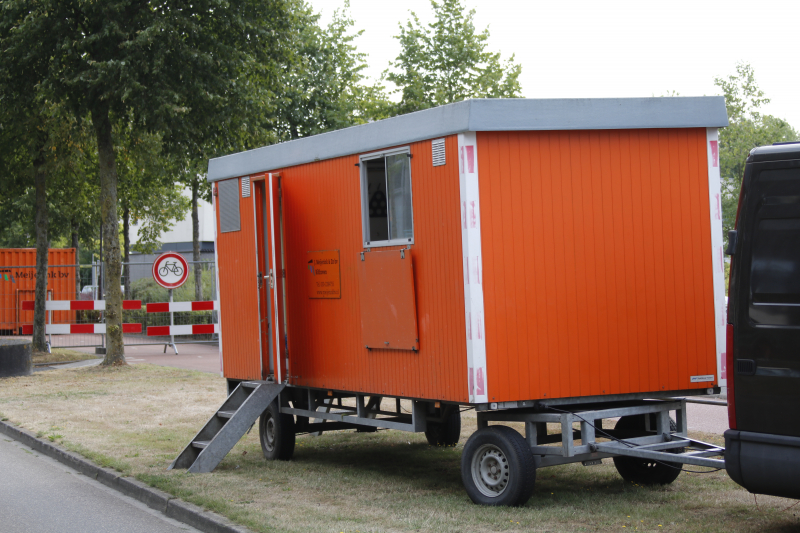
[612, 415, 682, 485]
[461, 426, 536, 506]
[425, 408, 461, 447]
[259, 400, 295, 461]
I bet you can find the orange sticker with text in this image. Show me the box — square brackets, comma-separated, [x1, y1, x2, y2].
[307, 250, 341, 299]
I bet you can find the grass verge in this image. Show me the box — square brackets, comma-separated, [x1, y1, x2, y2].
[0, 365, 797, 533]
[32, 348, 100, 365]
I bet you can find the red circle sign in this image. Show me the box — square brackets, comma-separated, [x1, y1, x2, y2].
[152, 252, 189, 289]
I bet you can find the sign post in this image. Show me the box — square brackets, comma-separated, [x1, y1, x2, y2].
[166, 288, 176, 354]
[152, 253, 189, 354]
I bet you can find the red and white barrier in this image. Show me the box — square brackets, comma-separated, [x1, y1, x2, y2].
[145, 300, 219, 338]
[146, 301, 218, 313]
[22, 323, 142, 335]
[147, 324, 218, 336]
[20, 299, 217, 340]
[21, 300, 142, 311]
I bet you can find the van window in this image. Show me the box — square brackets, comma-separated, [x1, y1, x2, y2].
[748, 166, 800, 326]
[750, 218, 800, 306]
[361, 149, 413, 247]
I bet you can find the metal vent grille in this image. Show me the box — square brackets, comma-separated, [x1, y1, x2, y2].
[241, 176, 251, 198]
[432, 138, 446, 166]
[737, 359, 756, 375]
[218, 178, 241, 233]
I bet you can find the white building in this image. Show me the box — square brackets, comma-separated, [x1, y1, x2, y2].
[128, 188, 216, 279]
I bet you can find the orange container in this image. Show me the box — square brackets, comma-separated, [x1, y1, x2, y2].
[209, 98, 729, 405]
[0, 248, 78, 334]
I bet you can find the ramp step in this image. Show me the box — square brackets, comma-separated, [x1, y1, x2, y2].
[168, 381, 285, 473]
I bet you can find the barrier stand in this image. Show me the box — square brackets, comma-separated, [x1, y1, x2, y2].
[46, 292, 52, 354]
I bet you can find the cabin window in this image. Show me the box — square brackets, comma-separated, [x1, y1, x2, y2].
[360, 148, 414, 247]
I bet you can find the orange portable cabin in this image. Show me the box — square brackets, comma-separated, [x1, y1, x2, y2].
[0, 248, 77, 335]
[209, 98, 729, 404]
[176, 98, 731, 504]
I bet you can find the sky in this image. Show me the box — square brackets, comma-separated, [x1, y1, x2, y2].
[308, 0, 800, 129]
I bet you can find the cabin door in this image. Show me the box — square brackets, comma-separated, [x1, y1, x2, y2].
[266, 174, 288, 383]
[253, 180, 272, 379]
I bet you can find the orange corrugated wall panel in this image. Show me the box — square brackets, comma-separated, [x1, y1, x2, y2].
[477, 129, 717, 402]
[216, 178, 262, 381]
[278, 136, 469, 402]
[0, 248, 77, 332]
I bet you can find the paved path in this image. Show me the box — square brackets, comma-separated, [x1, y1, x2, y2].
[122, 342, 221, 374]
[0, 436, 200, 533]
[686, 401, 729, 436]
[71, 342, 221, 374]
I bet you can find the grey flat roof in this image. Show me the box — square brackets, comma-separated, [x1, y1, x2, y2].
[207, 97, 728, 182]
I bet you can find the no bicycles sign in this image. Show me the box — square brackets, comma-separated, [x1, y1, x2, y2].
[152, 252, 189, 289]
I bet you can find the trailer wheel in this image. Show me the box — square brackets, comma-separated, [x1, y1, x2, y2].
[461, 426, 536, 506]
[425, 407, 461, 446]
[612, 415, 682, 485]
[259, 400, 295, 461]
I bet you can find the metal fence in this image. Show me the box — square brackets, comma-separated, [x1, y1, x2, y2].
[0, 260, 217, 351]
[122, 260, 217, 349]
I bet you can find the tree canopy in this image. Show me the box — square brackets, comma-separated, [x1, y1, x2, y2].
[0, 0, 295, 364]
[385, 0, 523, 115]
[715, 63, 798, 245]
[272, 2, 391, 140]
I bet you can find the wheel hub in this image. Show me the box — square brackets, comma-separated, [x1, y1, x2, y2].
[264, 417, 276, 451]
[472, 444, 510, 497]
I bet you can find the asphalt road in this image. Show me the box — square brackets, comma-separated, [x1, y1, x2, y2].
[0, 436, 201, 533]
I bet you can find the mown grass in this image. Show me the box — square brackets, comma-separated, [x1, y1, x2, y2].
[0, 364, 798, 533]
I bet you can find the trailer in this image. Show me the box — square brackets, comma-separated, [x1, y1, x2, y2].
[171, 98, 729, 506]
[0, 248, 77, 336]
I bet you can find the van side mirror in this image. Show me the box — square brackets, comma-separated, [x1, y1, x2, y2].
[725, 230, 738, 255]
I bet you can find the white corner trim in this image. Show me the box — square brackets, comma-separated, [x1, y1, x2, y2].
[706, 128, 726, 388]
[458, 132, 488, 403]
[212, 185, 224, 376]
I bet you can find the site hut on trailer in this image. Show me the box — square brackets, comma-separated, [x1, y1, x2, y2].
[171, 97, 730, 506]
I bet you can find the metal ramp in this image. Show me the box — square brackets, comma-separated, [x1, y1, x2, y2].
[169, 381, 285, 473]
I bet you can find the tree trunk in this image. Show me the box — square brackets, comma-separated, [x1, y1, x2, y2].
[123, 203, 131, 300]
[192, 178, 202, 302]
[32, 156, 48, 353]
[92, 103, 125, 366]
[98, 223, 103, 301]
[72, 220, 80, 298]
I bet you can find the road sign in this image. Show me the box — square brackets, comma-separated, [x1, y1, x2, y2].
[152, 252, 189, 289]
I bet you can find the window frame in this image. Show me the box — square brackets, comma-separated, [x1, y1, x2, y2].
[359, 147, 415, 248]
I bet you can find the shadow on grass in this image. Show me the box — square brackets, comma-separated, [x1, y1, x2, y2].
[218, 430, 690, 508]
